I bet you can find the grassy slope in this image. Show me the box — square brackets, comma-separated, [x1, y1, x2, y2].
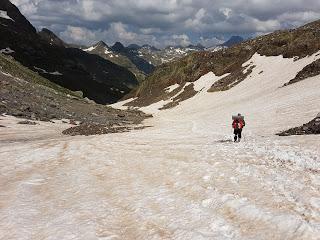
[0, 54, 79, 97]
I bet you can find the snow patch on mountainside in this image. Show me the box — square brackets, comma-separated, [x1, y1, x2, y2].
[83, 46, 96, 52]
[165, 84, 180, 93]
[193, 72, 229, 92]
[0, 47, 14, 54]
[104, 48, 112, 54]
[110, 98, 138, 110]
[34, 66, 63, 76]
[0, 10, 14, 21]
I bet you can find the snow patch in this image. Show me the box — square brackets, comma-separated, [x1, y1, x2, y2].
[0, 47, 14, 54]
[165, 84, 180, 93]
[83, 46, 96, 52]
[0, 10, 14, 21]
[104, 48, 112, 55]
[34, 66, 63, 76]
[193, 72, 229, 92]
[110, 98, 138, 110]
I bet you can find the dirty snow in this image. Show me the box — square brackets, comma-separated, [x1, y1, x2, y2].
[0, 10, 14, 21]
[1, 53, 320, 240]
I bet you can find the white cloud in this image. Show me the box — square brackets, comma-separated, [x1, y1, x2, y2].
[60, 23, 159, 47]
[199, 36, 224, 47]
[11, 0, 320, 47]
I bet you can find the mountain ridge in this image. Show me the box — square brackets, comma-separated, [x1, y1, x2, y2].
[123, 19, 320, 108]
[0, 0, 138, 104]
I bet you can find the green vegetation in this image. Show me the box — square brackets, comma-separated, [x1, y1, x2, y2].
[0, 53, 80, 97]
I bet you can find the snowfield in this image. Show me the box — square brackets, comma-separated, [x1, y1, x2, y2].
[1, 53, 320, 240]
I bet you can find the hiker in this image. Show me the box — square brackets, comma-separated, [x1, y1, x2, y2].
[232, 113, 245, 142]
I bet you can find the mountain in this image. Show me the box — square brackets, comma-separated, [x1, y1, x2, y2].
[0, 0, 138, 104]
[123, 20, 320, 110]
[221, 36, 244, 47]
[111, 42, 156, 74]
[38, 28, 66, 47]
[111, 42, 126, 52]
[82, 41, 150, 82]
[135, 44, 205, 66]
[127, 44, 142, 50]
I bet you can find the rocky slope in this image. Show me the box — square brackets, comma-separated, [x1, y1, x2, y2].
[125, 20, 320, 108]
[38, 28, 67, 48]
[278, 113, 320, 135]
[0, 53, 147, 134]
[0, 0, 138, 104]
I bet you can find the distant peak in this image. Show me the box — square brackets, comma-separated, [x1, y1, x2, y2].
[95, 41, 108, 47]
[111, 42, 125, 52]
[222, 36, 244, 47]
[128, 44, 141, 50]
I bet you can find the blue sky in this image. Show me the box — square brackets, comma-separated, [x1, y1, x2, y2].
[11, 0, 320, 48]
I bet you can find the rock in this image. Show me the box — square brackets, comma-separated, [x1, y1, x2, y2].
[84, 98, 95, 104]
[12, 111, 24, 117]
[117, 113, 126, 118]
[17, 120, 37, 125]
[49, 103, 57, 108]
[62, 123, 129, 136]
[69, 119, 77, 125]
[0, 125, 6, 127]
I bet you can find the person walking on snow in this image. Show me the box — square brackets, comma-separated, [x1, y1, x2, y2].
[232, 113, 245, 142]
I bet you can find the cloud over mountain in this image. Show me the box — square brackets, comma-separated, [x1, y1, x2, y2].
[11, 0, 320, 47]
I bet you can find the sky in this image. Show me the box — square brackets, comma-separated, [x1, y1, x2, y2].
[11, 0, 320, 48]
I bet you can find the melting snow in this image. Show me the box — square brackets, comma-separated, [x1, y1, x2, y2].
[1, 52, 320, 239]
[0, 10, 14, 21]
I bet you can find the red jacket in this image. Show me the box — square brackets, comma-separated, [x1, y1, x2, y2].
[232, 119, 245, 129]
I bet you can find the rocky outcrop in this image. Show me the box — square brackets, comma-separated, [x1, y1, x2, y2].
[277, 113, 320, 136]
[284, 58, 320, 86]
